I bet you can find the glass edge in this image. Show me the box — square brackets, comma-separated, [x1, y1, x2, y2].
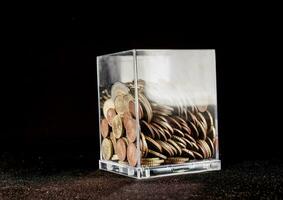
[96, 56, 102, 160]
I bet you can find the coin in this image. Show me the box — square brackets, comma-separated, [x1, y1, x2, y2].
[150, 123, 161, 139]
[166, 157, 189, 162]
[125, 118, 137, 143]
[172, 135, 187, 147]
[101, 138, 113, 160]
[145, 136, 162, 152]
[141, 159, 164, 165]
[141, 157, 160, 162]
[127, 142, 138, 167]
[184, 133, 197, 144]
[112, 115, 124, 139]
[148, 149, 167, 160]
[188, 121, 199, 138]
[129, 99, 143, 119]
[100, 118, 109, 138]
[207, 126, 216, 142]
[139, 93, 153, 122]
[181, 149, 195, 159]
[141, 120, 155, 138]
[167, 139, 182, 155]
[123, 111, 132, 127]
[204, 110, 214, 128]
[116, 138, 127, 161]
[157, 140, 173, 156]
[173, 128, 185, 138]
[114, 94, 127, 116]
[197, 140, 207, 158]
[111, 82, 130, 101]
[192, 150, 203, 159]
[165, 141, 178, 155]
[166, 116, 182, 130]
[111, 154, 119, 161]
[140, 132, 148, 157]
[197, 104, 208, 113]
[103, 99, 115, 119]
[196, 120, 207, 140]
[106, 108, 117, 127]
[196, 112, 208, 131]
[175, 141, 186, 149]
[206, 137, 215, 157]
[110, 132, 117, 154]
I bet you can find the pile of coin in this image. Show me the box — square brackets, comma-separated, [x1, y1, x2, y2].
[100, 80, 216, 167]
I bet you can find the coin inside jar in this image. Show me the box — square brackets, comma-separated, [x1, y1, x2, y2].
[106, 108, 116, 127]
[127, 142, 138, 167]
[100, 118, 109, 138]
[125, 118, 137, 143]
[114, 94, 127, 116]
[116, 138, 127, 161]
[112, 115, 124, 139]
[101, 138, 113, 160]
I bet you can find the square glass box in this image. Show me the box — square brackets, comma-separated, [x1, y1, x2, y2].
[97, 50, 221, 179]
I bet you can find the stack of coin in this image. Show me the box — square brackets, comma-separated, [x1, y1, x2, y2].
[100, 80, 217, 167]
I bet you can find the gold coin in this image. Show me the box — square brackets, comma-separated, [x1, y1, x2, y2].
[197, 104, 208, 113]
[100, 118, 109, 138]
[141, 157, 160, 162]
[127, 142, 138, 167]
[139, 93, 153, 122]
[103, 99, 115, 120]
[187, 111, 198, 125]
[196, 120, 207, 140]
[207, 126, 216, 142]
[184, 133, 197, 144]
[196, 112, 208, 131]
[192, 150, 203, 159]
[182, 126, 192, 135]
[151, 122, 167, 141]
[141, 159, 164, 165]
[157, 140, 173, 156]
[166, 157, 189, 162]
[175, 141, 186, 149]
[101, 138, 113, 160]
[206, 137, 215, 157]
[110, 132, 117, 154]
[141, 120, 155, 139]
[172, 135, 187, 147]
[204, 110, 214, 128]
[150, 123, 161, 139]
[188, 121, 199, 138]
[165, 141, 178, 155]
[145, 136, 162, 152]
[118, 160, 129, 165]
[196, 140, 207, 158]
[173, 128, 185, 137]
[142, 163, 161, 167]
[116, 138, 128, 161]
[111, 154, 119, 161]
[148, 149, 167, 160]
[200, 140, 212, 158]
[167, 139, 182, 155]
[140, 132, 148, 157]
[166, 116, 182, 130]
[111, 82, 130, 101]
[114, 94, 127, 116]
[112, 115, 124, 139]
[181, 149, 195, 159]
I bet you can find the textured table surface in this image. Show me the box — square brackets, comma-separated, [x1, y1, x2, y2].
[0, 160, 282, 200]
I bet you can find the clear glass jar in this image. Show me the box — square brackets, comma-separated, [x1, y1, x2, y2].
[97, 50, 220, 179]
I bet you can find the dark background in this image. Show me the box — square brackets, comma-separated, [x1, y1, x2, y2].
[1, 12, 282, 171]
